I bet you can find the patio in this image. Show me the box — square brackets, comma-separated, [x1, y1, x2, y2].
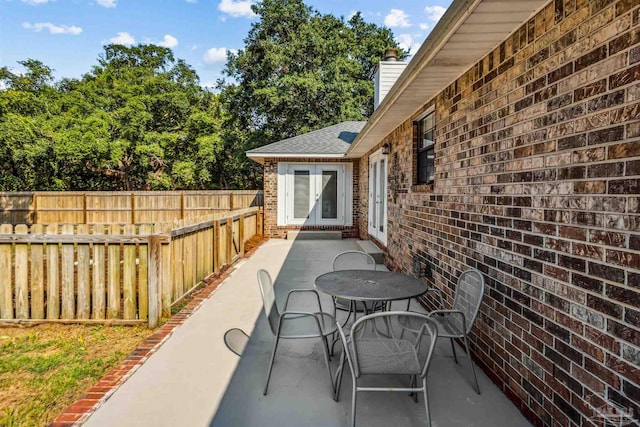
[84, 238, 532, 427]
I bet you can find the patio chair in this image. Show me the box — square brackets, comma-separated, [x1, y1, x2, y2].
[334, 311, 439, 427]
[257, 269, 337, 395]
[401, 268, 485, 394]
[332, 251, 379, 316]
[223, 328, 249, 356]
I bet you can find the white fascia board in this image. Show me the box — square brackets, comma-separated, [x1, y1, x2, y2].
[246, 153, 346, 159]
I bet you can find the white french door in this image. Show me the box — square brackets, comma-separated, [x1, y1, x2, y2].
[368, 149, 387, 245]
[285, 164, 345, 226]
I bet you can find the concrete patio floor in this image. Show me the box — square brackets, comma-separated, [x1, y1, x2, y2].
[84, 238, 532, 427]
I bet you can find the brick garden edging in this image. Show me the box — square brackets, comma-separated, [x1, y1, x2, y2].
[48, 241, 264, 427]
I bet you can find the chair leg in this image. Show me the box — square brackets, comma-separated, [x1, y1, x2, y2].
[351, 382, 357, 427]
[450, 338, 458, 364]
[320, 336, 334, 394]
[423, 378, 431, 427]
[334, 352, 346, 401]
[463, 335, 480, 394]
[412, 375, 418, 403]
[263, 332, 281, 395]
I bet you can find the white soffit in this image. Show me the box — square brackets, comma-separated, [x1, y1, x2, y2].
[346, 0, 550, 158]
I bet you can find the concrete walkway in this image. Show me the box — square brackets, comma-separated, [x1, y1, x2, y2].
[84, 238, 532, 427]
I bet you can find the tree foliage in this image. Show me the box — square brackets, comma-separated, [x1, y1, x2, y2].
[218, 0, 405, 188]
[1, 0, 403, 191]
[0, 46, 222, 191]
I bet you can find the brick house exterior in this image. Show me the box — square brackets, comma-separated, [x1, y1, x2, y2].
[354, 0, 640, 425]
[248, 0, 639, 424]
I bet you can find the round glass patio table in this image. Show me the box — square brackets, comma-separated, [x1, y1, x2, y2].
[314, 270, 428, 304]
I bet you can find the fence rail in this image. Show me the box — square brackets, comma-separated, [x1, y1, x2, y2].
[0, 190, 263, 225]
[0, 207, 263, 327]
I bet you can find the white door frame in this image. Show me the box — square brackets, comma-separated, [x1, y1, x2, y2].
[368, 149, 387, 245]
[278, 162, 352, 227]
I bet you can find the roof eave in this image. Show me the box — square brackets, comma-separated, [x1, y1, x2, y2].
[246, 152, 347, 164]
[346, 0, 549, 158]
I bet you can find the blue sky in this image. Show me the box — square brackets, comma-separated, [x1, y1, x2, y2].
[0, 0, 451, 88]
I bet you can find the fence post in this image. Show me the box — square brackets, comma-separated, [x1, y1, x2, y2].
[239, 213, 245, 256]
[148, 235, 162, 328]
[213, 220, 220, 274]
[225, 219, 232, 264]
[257, 208, 264, 236]
[229, 192, 234, 210]
[180, 191, 185, 219]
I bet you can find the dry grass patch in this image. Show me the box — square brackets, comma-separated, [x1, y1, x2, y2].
[0, 324, 153, 427]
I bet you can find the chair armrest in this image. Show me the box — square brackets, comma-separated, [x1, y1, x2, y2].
[278, 310, 327, 336]
[284, 289, 323, 312]
[427, 309, 467, 335]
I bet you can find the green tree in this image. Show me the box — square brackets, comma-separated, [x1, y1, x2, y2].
[0, 45, 224, 190]
[219, 0, 405, 188]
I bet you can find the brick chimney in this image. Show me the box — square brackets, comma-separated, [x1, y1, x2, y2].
[373, 48, 408, 110]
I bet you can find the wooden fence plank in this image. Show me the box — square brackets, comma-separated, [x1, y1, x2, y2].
[213, 220, 220, 274]
[123, 224, 137, 319]
[108, 224, 121, 319]
[157, 223, 172, 317]
[15, 225, 29, 319]
[46, 224, 59, 319]
[184, 233, 194, 292]
[147, 235, 161, 328]
[138, 225, 151, 321]
[225, 220, 232, 266]
[30, 224, 45, 319]
[76, 224, 90, 319]
[61, 224, 75, 319]
[0, 224, 14, 319]
[92, 225, 106, 319]
[172, 236, 184, 302]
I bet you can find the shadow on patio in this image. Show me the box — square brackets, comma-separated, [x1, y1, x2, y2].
[209, 238, 531, 427]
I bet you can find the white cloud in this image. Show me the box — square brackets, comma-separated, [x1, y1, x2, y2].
[157, 34, 178, 48]
[96, 0, 116, 7]
[218, 0, 255, 18]
[109, 31, 136, 45]
[203, 47, 234, 64]
[419, 23, 429, 30]
[20, 0, 52, 5]
[22, 22, 82, 35]
[424, 6, 447, 24]
[384, 9, 410, 28]
[395, 33, 421, 53]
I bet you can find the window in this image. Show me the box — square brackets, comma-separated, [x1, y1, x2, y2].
[415, 112, 435, 184]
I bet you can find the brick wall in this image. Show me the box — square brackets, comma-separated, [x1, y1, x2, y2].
[263, 158, 359, 238]
[359, 0, 640, 425]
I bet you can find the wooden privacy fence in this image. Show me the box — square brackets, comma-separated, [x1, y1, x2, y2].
[0, 190, 263, 225]
[0, 207, 262, 327]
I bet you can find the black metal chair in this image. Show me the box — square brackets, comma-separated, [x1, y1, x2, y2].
[334, 311, 439, 427]
[399, 268, 485, 394]
[257, 269, 337, 395]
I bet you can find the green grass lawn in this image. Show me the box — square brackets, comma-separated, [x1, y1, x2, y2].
[0, 324, 152, 427]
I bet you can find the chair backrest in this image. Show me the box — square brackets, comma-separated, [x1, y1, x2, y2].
[224, 328, 249, 356]
[452, 269, 485, 334]
[257, 269, 280, 336]
[333, 250, 376, 271]
[337, 311, 438, 379]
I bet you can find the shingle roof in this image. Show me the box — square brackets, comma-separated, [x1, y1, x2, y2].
[245, 121, 366, 160]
